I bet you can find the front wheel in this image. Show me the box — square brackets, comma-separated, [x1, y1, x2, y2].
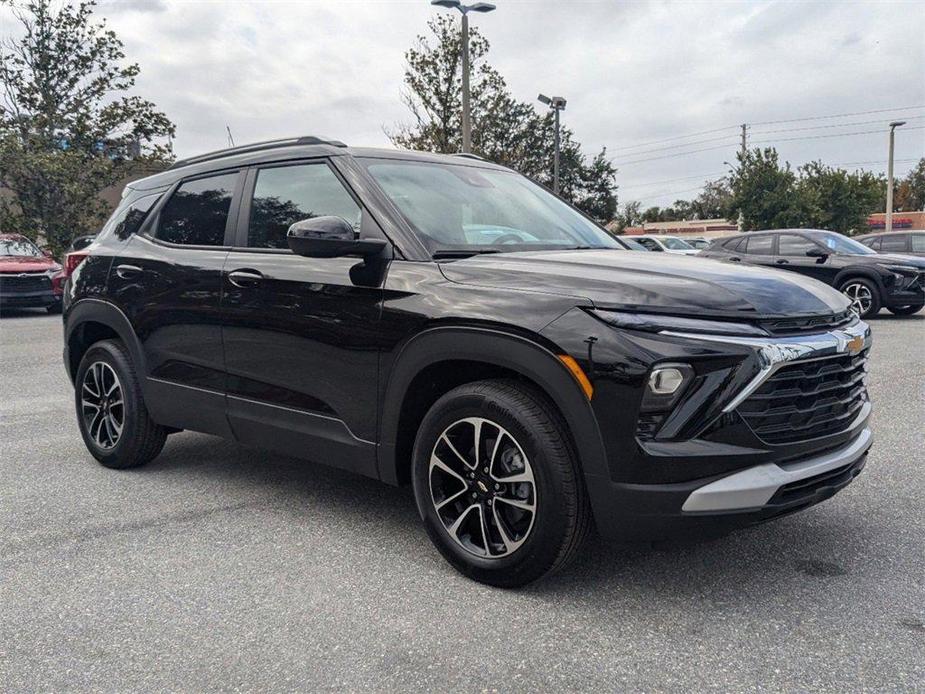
[887, 304, 924, 316]
[840, 277, 881, 319]
[411, 379, 592, 587]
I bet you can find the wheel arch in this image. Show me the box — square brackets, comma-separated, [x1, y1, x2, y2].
[377, 327, 609, 488]
[65, 299, 146, 385]
[834, 267, 886, 292]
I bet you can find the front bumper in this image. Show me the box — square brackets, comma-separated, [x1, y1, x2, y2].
[0, 289, 59, 308]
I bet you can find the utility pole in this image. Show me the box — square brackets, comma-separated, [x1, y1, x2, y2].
[430, 1, 497, 153]
[736, 123, 747, 231]
[538, 94, 567, 194]
[886, 120, 906, 233]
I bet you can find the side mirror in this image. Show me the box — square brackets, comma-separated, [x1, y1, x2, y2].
[43, 249, 54, 259]
[286, 216, 387, 259]
[805, 247, 828, 260]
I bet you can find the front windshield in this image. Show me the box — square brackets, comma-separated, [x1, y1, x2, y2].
[362, 159, 619, 254]
[814, 232, 877, 255]
[0, 237, 42, 257]
[661, 237, 695, 250]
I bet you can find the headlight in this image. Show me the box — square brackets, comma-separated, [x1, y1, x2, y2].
[878, 264, 919, 276]
[587, 309, 769, 337]
[44, 266, 62, 277]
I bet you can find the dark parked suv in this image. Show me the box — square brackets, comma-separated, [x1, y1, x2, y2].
[63, 137, 873, 586]
[700, 229, 925, 317]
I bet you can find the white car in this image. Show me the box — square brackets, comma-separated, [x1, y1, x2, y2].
[634, 235, 700, 255]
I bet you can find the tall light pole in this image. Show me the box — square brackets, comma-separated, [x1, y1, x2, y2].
[430, 0, 496, 153]
[885, 120, 906, 233]
[538, 94, 567, 194]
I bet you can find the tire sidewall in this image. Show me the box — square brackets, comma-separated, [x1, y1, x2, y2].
[74, 341, 141, 466]
[411, 386, 574, 583]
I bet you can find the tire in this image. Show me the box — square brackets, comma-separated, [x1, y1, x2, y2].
[839, 277, 881, 319]
[411, 379, 592, 588]
[74, 339, 167, 469]
[887, 304, 924, 316]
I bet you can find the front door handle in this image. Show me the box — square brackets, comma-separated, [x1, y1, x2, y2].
[775, 259, 789, 265]
[227, 269, 264, 288]
[728, 256, 741, 262]
[115, 264, 143, 279]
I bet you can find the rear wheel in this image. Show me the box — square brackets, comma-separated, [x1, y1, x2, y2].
[887, 304, 924, 316]
[411, 379, 591, 587]
[840, 277, 881, 318]
[75, 339, 167, 469]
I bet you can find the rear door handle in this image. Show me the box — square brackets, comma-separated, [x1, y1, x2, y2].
[115, 264, 142, 279]
[728, 256, 741, 262]
[776, 259, 789, 265]
[227, 269, 263, 288]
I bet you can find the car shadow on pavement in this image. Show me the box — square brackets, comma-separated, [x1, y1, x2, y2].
[139, 432, 867, 602]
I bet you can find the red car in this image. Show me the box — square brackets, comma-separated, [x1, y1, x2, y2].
[0, 234, 65, 312]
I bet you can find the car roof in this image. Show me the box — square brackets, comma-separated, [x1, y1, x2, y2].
[856, 230, 922, 240]
[128, 137, 510, 192]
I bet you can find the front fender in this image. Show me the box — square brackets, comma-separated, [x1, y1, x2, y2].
[376, 326, 610, 487]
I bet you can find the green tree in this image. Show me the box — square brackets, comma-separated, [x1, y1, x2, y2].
[690, 177, 733, 219]
[0, 0, 175, 253]
[389, 15, 617, 222]
[728, 148, 806, 230]
[797, 162, 884, 234]
[894, 158, 925, 211]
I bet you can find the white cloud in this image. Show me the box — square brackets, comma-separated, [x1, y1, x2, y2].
[3, 0, 923, 205]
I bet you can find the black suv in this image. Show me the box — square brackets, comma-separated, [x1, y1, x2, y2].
[63, 138, 873, 586]
[700, 229, 925, 317]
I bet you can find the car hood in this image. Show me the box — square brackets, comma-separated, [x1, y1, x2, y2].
[864, 253, 925, 268]
[0, 255, 58, 273]
[439, 249, 850, 318]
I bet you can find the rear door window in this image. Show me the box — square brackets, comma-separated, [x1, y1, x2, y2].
[156, 172, 239, 246]
[912, 235, 925, 252]
[744, 235, 774, 255]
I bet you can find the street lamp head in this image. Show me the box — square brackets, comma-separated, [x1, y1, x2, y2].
[551, 96, 567, 110]
[537, 94, 551, 105]
[468, 2, 497, 11]
[889, 120, 907, 129]
[430, 0, 461, 8]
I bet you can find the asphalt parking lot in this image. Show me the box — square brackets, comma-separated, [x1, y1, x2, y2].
[1, 310, 923, 692]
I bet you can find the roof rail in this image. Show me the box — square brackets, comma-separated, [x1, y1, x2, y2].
[168, 136, 348, 170]
[451, 152, 486, 161]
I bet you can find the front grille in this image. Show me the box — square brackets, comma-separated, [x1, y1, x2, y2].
[0, 272, 51, 293]
[737, 349, 869, 444]
[767, 456, 867, 507]
[762, 311, 854, 336]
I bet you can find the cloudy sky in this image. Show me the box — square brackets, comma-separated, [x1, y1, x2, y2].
[5, 0, 925, 208]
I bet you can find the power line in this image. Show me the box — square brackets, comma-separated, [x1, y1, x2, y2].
[613, 132, 742, 157]
[619, 170, 727, 190]
[750, 105, 925, 127]
[610, 125, 741, 153]
[835, 157, 920, 167]
[627, 184, 713, 205]
[751, 125, 925, 146]
[751, 115, 925, 136]
[616, 141, 740, 166]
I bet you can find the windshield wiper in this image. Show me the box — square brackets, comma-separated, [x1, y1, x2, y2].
[432, 249, 503, 259]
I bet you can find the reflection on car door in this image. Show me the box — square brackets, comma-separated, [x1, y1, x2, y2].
[220, 160, 386, 478]
[108, 170, 242, 437]
[741, 234, 776, 268]
[773, 233, 833, 283]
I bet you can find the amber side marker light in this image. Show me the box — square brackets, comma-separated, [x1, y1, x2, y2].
[558, 355, 594, 400]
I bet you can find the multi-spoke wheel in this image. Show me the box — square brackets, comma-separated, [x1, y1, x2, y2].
[840, 278, 880, 319]
[81, 361, 124, 450]
[412, 379, 592, 587]
[74, 339, 166, 469]
[429, 417, 537, 558]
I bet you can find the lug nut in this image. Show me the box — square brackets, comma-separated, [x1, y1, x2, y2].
[483, 467, 489, 474]
[471, 492, 478, 499]
[494, 483, 501, 490]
